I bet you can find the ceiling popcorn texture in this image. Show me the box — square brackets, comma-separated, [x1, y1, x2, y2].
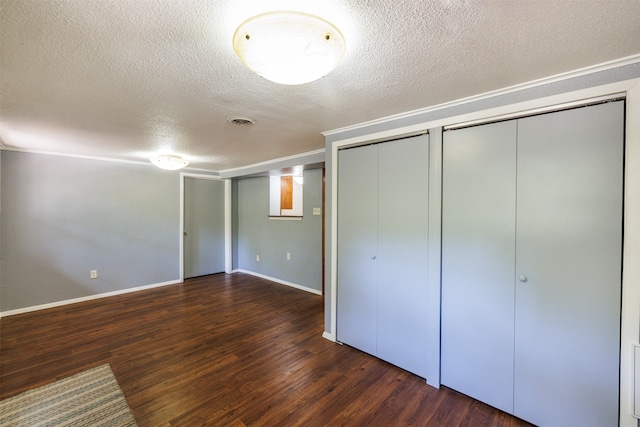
[1, 0, 639, 171]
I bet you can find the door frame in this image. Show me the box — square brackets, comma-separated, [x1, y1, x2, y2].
[179, 173, 232, 280]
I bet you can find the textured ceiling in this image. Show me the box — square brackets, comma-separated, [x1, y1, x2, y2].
[1, 0, 640, 171]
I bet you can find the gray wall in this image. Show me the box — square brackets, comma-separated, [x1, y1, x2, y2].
[235, 169, 323, 292]
[1, 151, 181, 312]
[0, 150, 323, 313]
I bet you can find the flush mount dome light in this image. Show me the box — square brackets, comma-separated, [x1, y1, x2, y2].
[149, 154, 189, 170]
[233, 11, 346, 85]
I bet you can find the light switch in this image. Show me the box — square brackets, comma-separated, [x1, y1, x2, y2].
[312, 207, 321, 216]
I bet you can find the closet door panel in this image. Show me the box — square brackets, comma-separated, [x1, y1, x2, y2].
[377, 135, 430, 378]
[514, 102, 624, 427]
[336, 145, 379, 355]
[441, 121, 517, 413]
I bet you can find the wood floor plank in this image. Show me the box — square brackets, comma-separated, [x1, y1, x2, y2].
[0, 273, 533, 426]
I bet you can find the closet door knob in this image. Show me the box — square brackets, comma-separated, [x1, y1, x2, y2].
[518, 275, 528, 282]
[371, 255, 377, 260]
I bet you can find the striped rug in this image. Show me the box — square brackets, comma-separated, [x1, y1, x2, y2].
[0, 364, 137, 427]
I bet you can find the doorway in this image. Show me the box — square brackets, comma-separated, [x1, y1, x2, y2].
[180, 173, 231, 280]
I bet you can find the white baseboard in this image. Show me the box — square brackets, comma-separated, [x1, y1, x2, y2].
[0, 279, 182, 318]
[322, 331, 336, 342]
[0, 272, 320, 317]
[233, 269, 322, 296]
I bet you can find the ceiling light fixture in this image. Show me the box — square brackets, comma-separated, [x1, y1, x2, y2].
[233, 11, 346, 85]
[149, 154, 189, 170]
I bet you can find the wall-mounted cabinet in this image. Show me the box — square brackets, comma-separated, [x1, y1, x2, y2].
[336, 134, 430, 378]
[441, 101, 624, 427]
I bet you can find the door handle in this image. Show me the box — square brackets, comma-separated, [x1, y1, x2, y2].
[183, 230, 188, 236]
[371, 255, 376, 260]
[518, 275, 527, 282]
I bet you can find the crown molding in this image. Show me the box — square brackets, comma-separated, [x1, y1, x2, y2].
[219, 148, 326, 178]
[0, 146, 150, 165]
[323, 53, 640, 137]
[1, 145, 325, 175]
[0, 146, 220, 173]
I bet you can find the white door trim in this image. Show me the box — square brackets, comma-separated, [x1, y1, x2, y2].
[180, 173, 232, 281]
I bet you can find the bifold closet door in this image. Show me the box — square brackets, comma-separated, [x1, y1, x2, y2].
[377, 135, 429, 378]
[442, 100, 623, 427]
[441, 120, 517, 413]
[336, 144, 378, 356]
[337, 135, 430, 378]
[513, 101, 623, 427]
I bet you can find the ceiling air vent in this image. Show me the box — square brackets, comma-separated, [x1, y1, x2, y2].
[228, 116, 256, 126]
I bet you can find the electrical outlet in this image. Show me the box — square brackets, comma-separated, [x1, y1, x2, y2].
[90, 270, 98, 279]
[287, 252, 291, 260]
[256, 255, 260, 262]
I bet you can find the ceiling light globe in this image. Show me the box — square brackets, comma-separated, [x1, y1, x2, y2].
[233, 12, 346, 85]
[150, 155, 189, 170]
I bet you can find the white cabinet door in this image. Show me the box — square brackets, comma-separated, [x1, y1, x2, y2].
[513, 101, 623, 427]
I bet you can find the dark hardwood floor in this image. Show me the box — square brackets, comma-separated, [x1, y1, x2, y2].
[0, 273, 532, 426]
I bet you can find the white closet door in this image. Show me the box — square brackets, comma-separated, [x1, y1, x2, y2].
[441, 121, 517, 413]
[336, 144, 379, 355]
[513, 101, 624, 427]
[377, 135, 429, 378]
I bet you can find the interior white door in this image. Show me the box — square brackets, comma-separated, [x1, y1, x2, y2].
[336, 144, 378, 356]
[441, 101, 624, 427]
[184, 177, 225, 279]
[376, 135, 430, 378]
[513, 101, 624, 427]
[441, 120, 517, 413]
[337, 135, 431, 378]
